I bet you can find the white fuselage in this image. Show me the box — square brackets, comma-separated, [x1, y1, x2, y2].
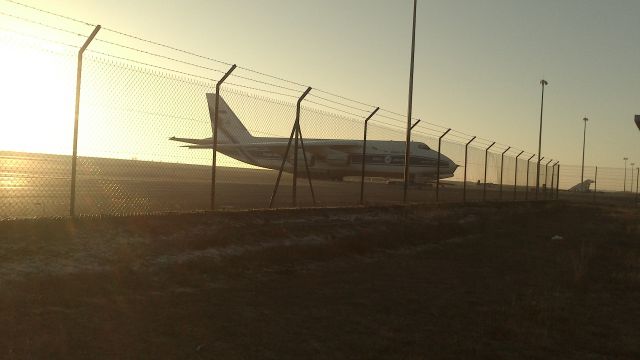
[218, 138, 458, 181]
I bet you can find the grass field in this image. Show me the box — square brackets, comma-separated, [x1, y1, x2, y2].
[1, 201, 639, 359]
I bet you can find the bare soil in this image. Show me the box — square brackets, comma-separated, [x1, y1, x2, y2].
[1, 201, 639, 359]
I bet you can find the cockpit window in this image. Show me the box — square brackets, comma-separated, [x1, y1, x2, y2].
[418, 144, 430, 150]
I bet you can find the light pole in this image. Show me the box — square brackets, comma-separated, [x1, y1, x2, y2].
[403, 0, 418, 202]
[536, 79, 548, 197]
[624, 157, 628, 192]
[580, 117, 589, 186]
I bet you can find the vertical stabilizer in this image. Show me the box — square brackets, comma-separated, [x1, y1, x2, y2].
[206, 93, 254, 144]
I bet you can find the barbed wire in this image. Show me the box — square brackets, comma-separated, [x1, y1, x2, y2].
[0, 9, 86, 39]
[0, 25, 79, 49]
[307, 93, 374, 115]
[93, 38, 226, 74]
[2, 0, 94, 26]
[236, 65, 308, 89]
[223, 82, 299, 99]
[304, 100, 367, 119]
[229, 73, 302, 94]
[86, 50, 217, 82]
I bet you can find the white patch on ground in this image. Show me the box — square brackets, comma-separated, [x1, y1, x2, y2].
[0, 207, 462, 282]
[150, 235, 328, 267]
[0, 229, 152, 281]
[0, 228, 341, 282]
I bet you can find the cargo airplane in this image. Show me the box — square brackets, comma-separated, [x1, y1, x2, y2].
[170, 93, 458, 182]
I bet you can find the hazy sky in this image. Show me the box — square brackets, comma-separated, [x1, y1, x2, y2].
[5, 0, 640, 167]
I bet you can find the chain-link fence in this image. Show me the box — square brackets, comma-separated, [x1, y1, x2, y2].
[1, 3, 638, 219]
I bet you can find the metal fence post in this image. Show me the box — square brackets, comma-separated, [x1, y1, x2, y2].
[402, 119, 421, 201]
[463, 136, 476, 203]
[483, 142, 496, 201]
[556, 163, 560, 200]
[631, 168, 640, 204]
[293, 117, 300, 205]
[436, 128, 451, 202]
[69, 25, 101, 217]
[269, 127, 296, 208]
[360, 107, 380, 205]
[499, 147, 510, 200]
[292, 87, 312, 207]
[593, 166, 598, 202]
[545, 159, 553, 199]
[525, 154, 535, 200]
[296, 126, 316, 205]
[535, 156, 545, 200]
[513, 151, 524, 201]
[623, 157, 628, 193]
[210, 64, 236, 210]
[269, 87, 312, 208]
[632, 163, 636, 195]
[550, 161, 558, 200]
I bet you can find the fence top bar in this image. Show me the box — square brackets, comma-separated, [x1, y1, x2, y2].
[528, 154, 536, 161]
[217, 64, 237, 85]
[516, 150, 524, 158]
[410, 119, 421, 130]
[79, 25, 101, 54]
[439, 128, 451, 139]
[364, 107, 380, 123]
[297, 87, 312, 104]
[502, 146, 511, 155]
[466, 136, 476, 146]
[486, 142, 496, 151]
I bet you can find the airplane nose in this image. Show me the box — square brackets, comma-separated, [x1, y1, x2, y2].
[450, 161, 459, 173]
[441, 155, 457, 174]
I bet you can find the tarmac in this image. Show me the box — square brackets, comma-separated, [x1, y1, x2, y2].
[0, 152, 634, 218]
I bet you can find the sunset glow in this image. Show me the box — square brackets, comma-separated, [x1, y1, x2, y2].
[0, 34, 76, 154]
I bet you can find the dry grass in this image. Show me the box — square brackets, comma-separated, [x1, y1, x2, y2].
[0, 201, 639, 359]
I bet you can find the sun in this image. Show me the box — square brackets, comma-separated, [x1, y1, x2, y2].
[0, 31, 77, 155]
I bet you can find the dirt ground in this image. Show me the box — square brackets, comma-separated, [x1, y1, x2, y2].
[1, 201, 639, 359]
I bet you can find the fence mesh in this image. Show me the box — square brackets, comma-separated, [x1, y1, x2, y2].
[1, 5, 639, 219]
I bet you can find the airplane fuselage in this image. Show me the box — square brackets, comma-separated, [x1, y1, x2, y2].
[219, 138, 457, 181]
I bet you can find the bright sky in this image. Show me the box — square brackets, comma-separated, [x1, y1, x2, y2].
[1, 0, 639, 168]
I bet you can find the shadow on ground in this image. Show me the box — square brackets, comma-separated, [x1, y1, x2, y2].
[1, 201, 639, 359]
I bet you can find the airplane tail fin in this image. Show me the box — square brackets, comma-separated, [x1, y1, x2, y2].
[206, 93, 254, 144]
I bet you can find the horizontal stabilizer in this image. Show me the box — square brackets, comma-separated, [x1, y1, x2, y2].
[169, 136, 211, 145]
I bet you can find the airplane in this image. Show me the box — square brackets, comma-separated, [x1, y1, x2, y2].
[568, 179, 594, 192]
[170, 93, 458, 183]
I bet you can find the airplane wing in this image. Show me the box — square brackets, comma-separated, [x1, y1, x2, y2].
[175, 139, 361, 154]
